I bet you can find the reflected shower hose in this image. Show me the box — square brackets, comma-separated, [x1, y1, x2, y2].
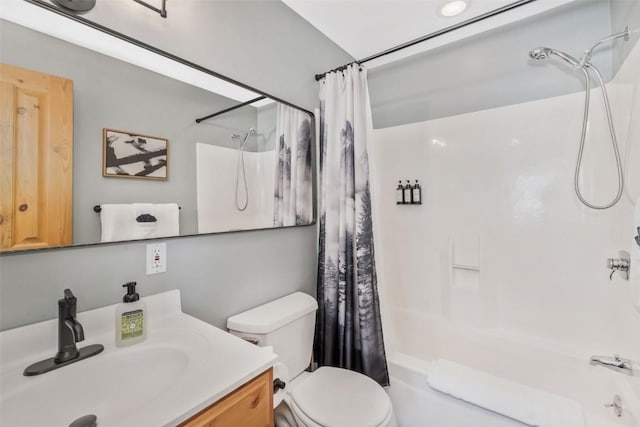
[574, 64, 624, 210]
[233, 128, 255, 212]
[235, 144, 249, 211]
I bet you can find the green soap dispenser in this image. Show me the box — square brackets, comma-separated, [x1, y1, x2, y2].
[115, 282, 147, 347]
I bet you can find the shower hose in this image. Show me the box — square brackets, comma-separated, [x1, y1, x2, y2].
[574, 63, 624, 210]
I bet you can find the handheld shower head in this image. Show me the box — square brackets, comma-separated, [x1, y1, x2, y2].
[529, 47, 581, 68]
[529, 47, 553, 60]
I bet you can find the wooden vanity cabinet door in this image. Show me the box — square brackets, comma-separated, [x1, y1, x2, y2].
[180, 368, 274, 427]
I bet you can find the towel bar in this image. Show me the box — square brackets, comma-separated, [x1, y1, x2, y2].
[93, 205, 181, 212]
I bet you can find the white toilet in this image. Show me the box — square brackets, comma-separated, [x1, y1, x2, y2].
[227, 292, 396, 427]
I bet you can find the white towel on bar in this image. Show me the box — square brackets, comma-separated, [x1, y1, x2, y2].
[100, 203, 179, 242]
[151, 203, 180, 238]
[100, 204, 136, 243]
[132, 203, 157, 240]
[427, 359, 584, 427]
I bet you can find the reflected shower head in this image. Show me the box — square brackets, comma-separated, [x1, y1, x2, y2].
[232, 128, 256, 148]
[529, 47, 581, 68]
[243, 128, 256, 144]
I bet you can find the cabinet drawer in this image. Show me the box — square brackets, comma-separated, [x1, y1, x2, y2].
[180, 368, 273, 427]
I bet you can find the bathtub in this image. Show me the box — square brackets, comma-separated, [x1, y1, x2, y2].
[384, 311, 640, 427]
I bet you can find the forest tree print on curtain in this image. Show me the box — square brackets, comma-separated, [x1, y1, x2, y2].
[316, 65, 389, 386]
[274, 103, 313, 226]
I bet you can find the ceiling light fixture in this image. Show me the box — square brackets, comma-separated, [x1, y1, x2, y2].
[440, 0, 469, 17]
[51, 0, 96, 14]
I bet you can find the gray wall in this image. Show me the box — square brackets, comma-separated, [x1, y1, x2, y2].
[0, 1, 353, 331]
[368, 0, 615, 128]
[1, 226, 316, 330]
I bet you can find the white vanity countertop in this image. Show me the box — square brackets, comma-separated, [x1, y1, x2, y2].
[0, 290, 278, 427]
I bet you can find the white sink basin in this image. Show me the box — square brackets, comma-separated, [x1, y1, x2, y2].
[0, 290, 277, 427]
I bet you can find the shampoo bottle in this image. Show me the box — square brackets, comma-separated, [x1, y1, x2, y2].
[403, 180, 413, 204]
[396, 181, 405, 204]
[115, 282, 147, 347]
[412, 180, 422, 204]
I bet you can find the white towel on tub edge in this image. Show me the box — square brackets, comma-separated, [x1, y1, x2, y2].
[426, 359, 584, 427]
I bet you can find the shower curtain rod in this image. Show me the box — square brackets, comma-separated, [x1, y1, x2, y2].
[314, 0, 537, 81]
[195, 96, 267, 123]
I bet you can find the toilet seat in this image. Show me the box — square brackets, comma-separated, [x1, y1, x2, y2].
[289, 367, 393, 427]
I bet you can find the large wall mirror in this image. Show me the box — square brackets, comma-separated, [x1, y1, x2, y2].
[0, 1, 315, 252]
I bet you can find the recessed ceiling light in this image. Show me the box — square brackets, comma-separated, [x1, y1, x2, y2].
[440, 0, 468, 17]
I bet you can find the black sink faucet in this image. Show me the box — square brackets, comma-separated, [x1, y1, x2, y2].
[55, 289, 85, 363]
[24, 289, 104, 376]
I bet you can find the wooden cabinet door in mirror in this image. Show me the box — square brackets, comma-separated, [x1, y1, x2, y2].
[0, 63, 73, 251]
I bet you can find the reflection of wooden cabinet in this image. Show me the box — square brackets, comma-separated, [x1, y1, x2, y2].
[179, 369, 274, 427]
[0, 63, 73, 251]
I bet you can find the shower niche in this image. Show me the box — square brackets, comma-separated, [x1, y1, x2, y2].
[447, 233, 488, 327]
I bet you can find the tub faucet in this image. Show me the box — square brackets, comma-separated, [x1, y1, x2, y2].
[590, 355, 634, 376]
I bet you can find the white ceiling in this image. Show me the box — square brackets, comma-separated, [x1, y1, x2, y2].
[282, 0, 579, 68]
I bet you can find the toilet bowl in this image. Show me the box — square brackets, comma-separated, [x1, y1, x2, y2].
[227, 292, 396, 427]
[283, 367, 395, 427]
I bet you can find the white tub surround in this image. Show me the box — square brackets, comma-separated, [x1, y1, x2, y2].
[373, 29, 640, 366]
[196, 143, 277, 233]
[0, 290, 278, 427]
[630, 201, 640, 313]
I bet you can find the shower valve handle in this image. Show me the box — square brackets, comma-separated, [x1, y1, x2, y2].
[607, 252, 630, 281]
[635, 227, 640, 247]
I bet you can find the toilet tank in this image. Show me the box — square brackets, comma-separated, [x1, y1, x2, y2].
[227, 292, 318, 379]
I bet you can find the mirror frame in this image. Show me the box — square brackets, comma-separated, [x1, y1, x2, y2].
[1, 0, 317, 254]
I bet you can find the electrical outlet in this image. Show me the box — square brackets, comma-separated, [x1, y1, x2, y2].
[146, 242, 167, 275]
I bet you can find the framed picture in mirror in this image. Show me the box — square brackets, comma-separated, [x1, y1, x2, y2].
[103, 128, 169, 180]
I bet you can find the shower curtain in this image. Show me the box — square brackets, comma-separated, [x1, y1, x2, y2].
[315, 65, 389, 386]
[273, 103, 313, 226]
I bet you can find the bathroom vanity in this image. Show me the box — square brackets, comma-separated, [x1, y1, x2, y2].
[179, 369, 273, 427]
[0, 290, 277, 426]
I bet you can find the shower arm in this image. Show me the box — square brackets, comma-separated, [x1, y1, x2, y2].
[578, 26, 631, 68]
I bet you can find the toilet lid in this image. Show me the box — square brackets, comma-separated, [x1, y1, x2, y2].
[290, 367, 391, 427]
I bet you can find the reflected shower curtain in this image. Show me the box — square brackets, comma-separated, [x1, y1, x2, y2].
[315, 65, 389, 386]
[273, 104, 313, 226]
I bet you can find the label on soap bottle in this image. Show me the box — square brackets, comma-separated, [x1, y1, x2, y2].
[121, 309, 144, 340]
